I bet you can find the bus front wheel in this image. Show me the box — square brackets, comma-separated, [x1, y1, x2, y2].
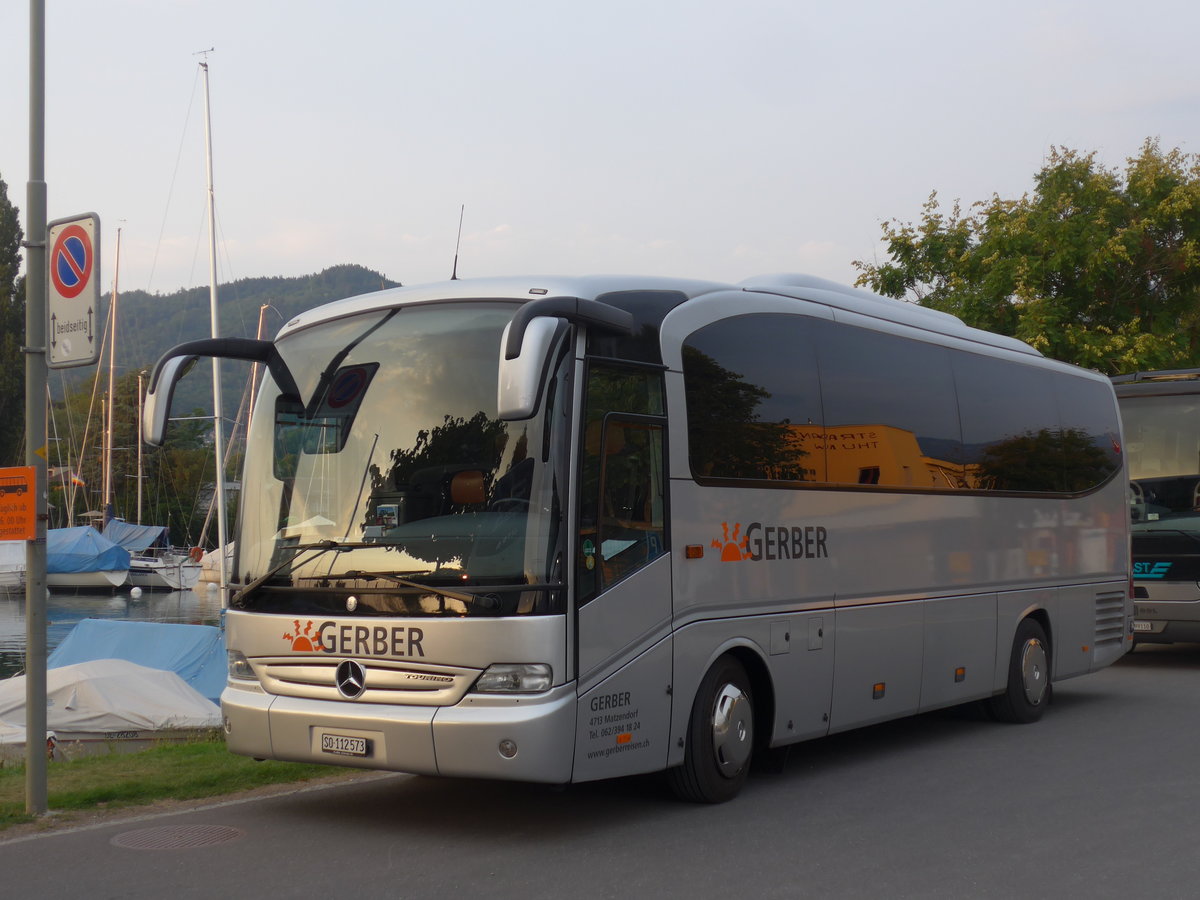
[668, 656, 754, 803]
[988, 618, 1051, 724]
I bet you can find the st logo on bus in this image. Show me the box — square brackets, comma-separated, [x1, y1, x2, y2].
[1133, 561, 1173, 579]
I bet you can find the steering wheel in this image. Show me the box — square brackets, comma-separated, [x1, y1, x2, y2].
[488, 497, 530, 513]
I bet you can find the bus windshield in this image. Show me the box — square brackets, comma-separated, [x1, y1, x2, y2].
[236, 302, 567, 616]
[1120, 392, 1200, 533]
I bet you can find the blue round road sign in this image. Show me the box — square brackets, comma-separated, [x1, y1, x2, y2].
[328, 366, 370, 408]
[50, 224, 93, 299]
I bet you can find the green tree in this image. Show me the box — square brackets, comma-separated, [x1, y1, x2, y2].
[854, 139, 1200, 374]
[0, 173, 25, 465]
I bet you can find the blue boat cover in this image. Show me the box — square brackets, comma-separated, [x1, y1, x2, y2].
[46, 526, 131, 574]
[103, 521, 169, 553]
[47, 618, 226, 703]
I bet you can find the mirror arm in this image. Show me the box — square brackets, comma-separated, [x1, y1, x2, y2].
[504, 297, 634, 360]
[145, 338, 301, 446]
[148, 337, 300, 399]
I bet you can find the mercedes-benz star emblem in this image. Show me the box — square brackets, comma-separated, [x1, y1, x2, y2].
[335, 660, 367, 699]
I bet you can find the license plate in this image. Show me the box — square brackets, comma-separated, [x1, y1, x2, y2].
[320, 733, 370, 757]
[1132, 621, 1153, 632]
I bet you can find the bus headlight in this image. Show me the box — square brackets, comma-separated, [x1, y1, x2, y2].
[472, 663, 552, 693]
[227, 650, 257, 681]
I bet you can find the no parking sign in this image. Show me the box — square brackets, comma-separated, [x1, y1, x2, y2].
[47, 212, 100, 369]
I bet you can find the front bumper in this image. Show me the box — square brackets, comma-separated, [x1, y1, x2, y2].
[1132, 583, 1200, 643]
[221, 681, 578, 783]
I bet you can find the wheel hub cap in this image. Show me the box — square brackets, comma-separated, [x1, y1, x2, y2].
[711, 682, 752, 777]
[1020, 638, 1048, 706]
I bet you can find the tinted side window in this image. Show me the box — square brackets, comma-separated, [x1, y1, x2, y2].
[955, 353, 1062, 492]
[1053, 372, 1121, 491]
[955, 355, 1118, 493]
[682, 314, 1117, 496]
[815, 321, 964, 489]
[683, 315, 824, 482]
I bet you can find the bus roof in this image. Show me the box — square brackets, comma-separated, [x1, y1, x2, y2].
[275, 272, 1040, 357]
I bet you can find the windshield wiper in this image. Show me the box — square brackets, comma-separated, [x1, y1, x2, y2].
[233, 540, 355, 606]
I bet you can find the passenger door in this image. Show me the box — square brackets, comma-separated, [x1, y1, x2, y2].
[573, 364, 673, 779]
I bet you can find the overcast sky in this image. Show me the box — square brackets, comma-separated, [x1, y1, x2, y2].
[2, 1, 1198, 297]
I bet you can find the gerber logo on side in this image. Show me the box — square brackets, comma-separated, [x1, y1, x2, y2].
[713, 521, 829, 562]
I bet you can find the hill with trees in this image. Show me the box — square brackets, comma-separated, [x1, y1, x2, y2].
[44, 264, 401, 543]
[82, 263, 401, 417]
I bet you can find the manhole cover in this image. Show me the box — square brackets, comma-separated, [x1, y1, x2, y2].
[111, 824, 245, 850]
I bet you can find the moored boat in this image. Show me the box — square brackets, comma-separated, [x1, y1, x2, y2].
[104, 521, 201, 591]
[46, 526, 130, 591]
[0, 658, 221, 762]
[129, 553, 202, 591]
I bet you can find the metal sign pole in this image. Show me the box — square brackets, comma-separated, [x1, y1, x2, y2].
[24, 0, 49, 816]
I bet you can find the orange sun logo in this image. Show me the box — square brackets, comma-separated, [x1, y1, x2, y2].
[283, 619, 322, 651]
[712, 522, 752, 561]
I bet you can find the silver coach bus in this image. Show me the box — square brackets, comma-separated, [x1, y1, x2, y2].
[146, 273, 1132, 802]
[1111, 369, 1200, 645]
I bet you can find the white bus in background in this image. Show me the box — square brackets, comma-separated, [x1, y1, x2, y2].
[145, 273, 1132, 802]
[1111, 369, 1200, 645]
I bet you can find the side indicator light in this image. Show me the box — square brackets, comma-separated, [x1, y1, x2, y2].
[872, 682, 886, 699]
[954, 667, 966, 683]
[685, 545, 704, 559]
[617, 733, 632, 745]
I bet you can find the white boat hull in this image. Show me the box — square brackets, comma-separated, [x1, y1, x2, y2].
[129, 555, 202, 591]
[46, 569, 128, 590]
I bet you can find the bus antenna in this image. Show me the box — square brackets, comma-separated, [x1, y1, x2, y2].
[450, 205, 465, 280]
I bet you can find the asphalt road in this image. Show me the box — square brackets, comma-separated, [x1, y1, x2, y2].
[2, 643, 1197, 899]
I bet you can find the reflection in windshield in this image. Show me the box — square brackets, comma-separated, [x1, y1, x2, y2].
[365, 410, 521, 567]
[1120, 393, 1200, 532]
[237, 303, 567, 614]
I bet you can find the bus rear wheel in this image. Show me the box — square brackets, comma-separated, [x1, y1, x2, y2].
[668, 656, 754, 803]
[988, 618, 1051, 723]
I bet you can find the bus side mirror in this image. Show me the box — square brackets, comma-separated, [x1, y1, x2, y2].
[496, 297, 634, 420]
[143, 354, 198, 446]
[497, 317, 559, 420]
[143, 337, 300, 446]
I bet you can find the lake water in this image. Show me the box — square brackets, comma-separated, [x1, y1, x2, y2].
[0, 587, 224, 678]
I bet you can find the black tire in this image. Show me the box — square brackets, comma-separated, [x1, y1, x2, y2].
[988, 618, 1051, 723]
[668, 656, 754, 803]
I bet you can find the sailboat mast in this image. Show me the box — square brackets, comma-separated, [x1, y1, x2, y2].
[103, 226, 120, 520]
[201, 59, 230, 600]
[136, 371, 144, 525]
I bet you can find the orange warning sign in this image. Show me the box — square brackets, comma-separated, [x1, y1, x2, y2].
[0, 466, 36, 540]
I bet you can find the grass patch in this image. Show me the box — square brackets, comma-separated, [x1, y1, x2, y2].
[0, 734, 340, 830]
